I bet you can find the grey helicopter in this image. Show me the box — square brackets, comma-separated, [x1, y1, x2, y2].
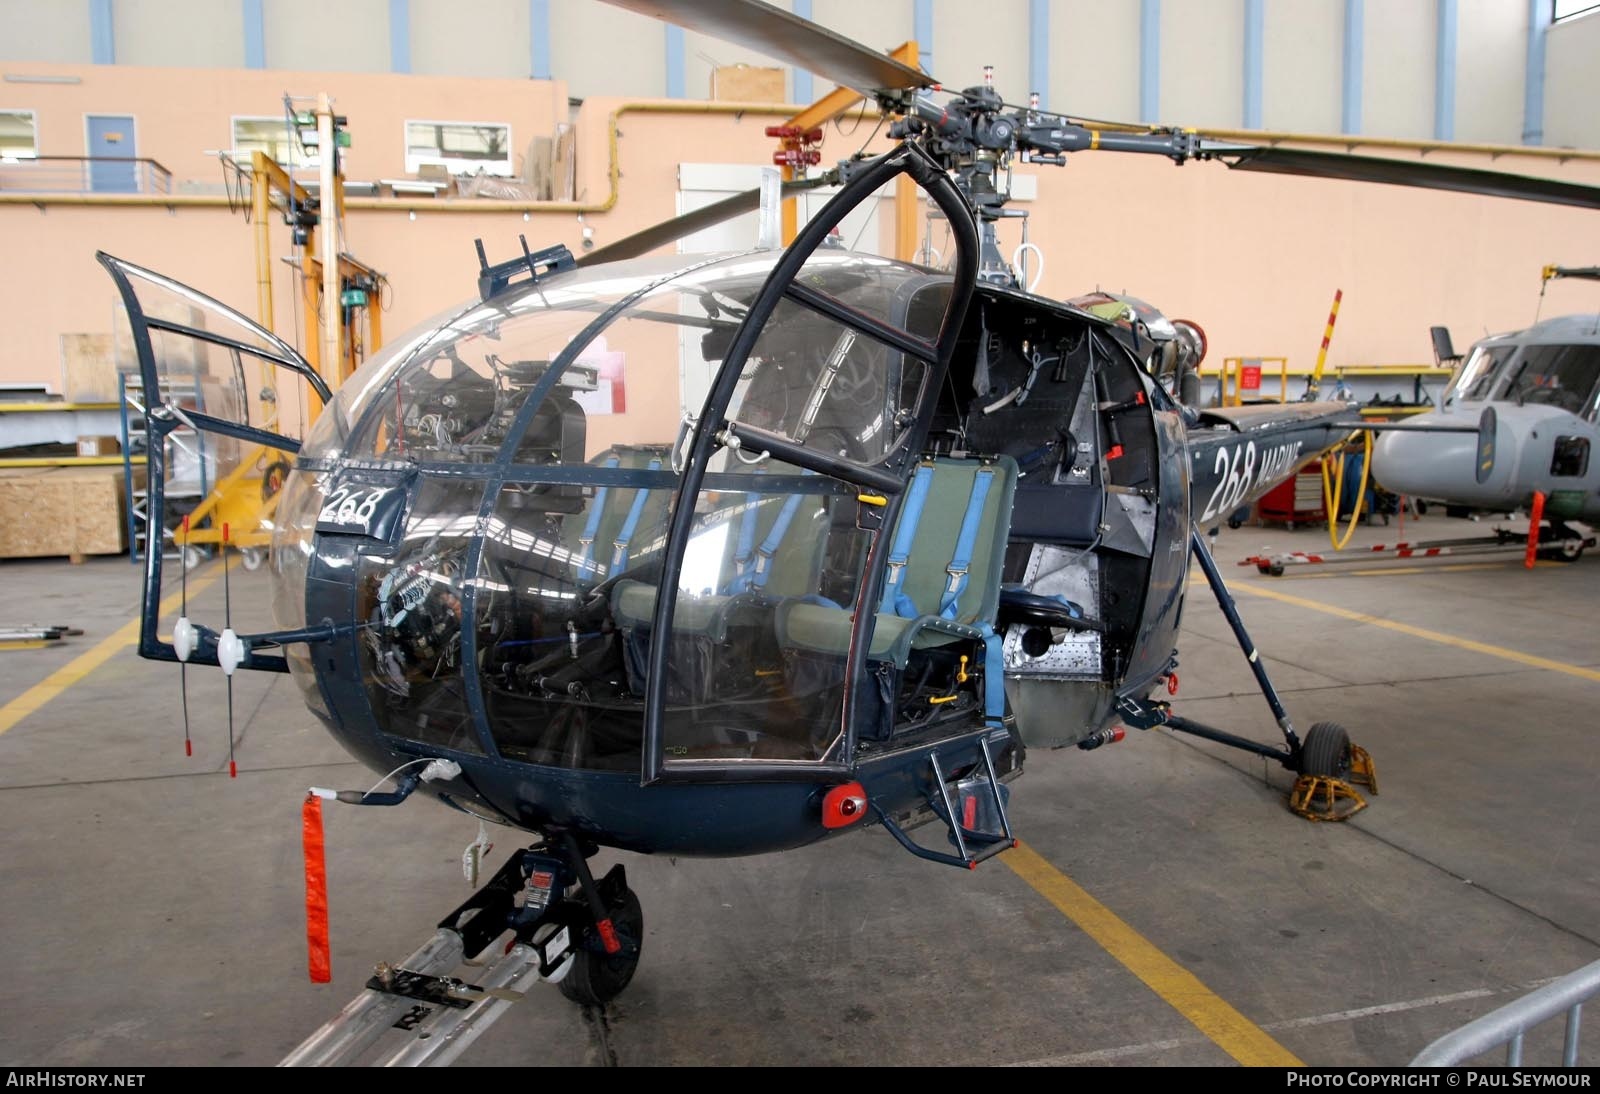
[1372, 265, 1599, 551]
[1244, 264, 1600, 574]
[95, 0, 1600, 1061]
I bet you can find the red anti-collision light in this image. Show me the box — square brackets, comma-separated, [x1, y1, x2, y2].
[822, 782, 868, 829]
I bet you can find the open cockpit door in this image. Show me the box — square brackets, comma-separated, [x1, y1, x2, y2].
[97, 252, 333, 669]
[641, 145, 979, 783]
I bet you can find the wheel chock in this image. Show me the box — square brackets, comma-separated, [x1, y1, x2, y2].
[1288, 774, 1368, 822]
[1347, 744, 1377, 795]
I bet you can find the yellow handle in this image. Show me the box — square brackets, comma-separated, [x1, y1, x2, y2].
[857, 493, 888, 507]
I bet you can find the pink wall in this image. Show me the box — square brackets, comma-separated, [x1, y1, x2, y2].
[1, 61, 566, 185]
[3, 60, 1600, 406]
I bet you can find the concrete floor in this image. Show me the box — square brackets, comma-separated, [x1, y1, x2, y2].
[1, 511, 1597, 1067]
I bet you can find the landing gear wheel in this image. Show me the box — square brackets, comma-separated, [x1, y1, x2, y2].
[240, 547, 265, 571]
[1268, 562, 1285, 577]
[1540, 539, 1585, 563]
[1298, 721, 1352, 779]
[558, 882, 643, 1006]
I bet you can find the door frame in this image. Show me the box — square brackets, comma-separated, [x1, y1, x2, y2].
[640, 144, 981, 786]
[84, 112, 140, 191]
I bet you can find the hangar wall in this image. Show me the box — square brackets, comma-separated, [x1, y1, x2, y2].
[2, 0, 1592, 147]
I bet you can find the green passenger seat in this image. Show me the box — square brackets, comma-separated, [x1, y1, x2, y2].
[775, 456, 1018, 661]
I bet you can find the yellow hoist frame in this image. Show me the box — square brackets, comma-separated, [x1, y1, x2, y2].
[176, 96, 386, 565]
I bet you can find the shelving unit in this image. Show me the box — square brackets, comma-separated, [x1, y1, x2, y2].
[0, 400, 128, 468]
[119, 373, 210, 564]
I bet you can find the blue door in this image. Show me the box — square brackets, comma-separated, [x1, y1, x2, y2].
[86, 115, 137, 193]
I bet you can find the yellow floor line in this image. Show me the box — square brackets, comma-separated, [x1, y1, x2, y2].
[1277, 561, 1539, 580]
[1231, 581, 1600, 683]
[1002, 841, 1303, 1067]
[0, 568, 222, 737]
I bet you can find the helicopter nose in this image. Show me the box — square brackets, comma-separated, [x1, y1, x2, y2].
[1370, 416, 1486, 503]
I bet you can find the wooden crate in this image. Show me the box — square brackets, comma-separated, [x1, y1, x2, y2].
[0, 467, 126, 561]
[60, 333, 117, 403]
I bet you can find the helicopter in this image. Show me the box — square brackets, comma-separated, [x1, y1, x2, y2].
[1241, 264, 1600, 575]
[94, 0, 1600, 1062]
[1370, 266, 1599, 546]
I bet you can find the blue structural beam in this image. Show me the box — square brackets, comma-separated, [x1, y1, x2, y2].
[914, 0, 933, 73]
[1140, 0, 1160, 123]
[389, 0, 411, 74]
[89, 0, 114, 64]
[1342, 0, 1363, 134]
[530, 0, 551, 80]
[1029, 0, 1049, 109]
[793, 0, 813, 104]
[1243, 0, 1263, 128]
[1434, 0, 1457, 141]
[1523, 0, 1550, 145]
[666, 23, 685, 98]
[243, 0, 265, 69]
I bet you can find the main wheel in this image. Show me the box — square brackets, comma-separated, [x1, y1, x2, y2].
[1299, 721, 1352, 779]
[558, 885, 643, 1006]
[1539, 539, 1585, 563]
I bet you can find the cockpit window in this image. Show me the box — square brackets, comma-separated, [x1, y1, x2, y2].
[1448, 343, 1514, 403]
[1500, 344, 1600, 417]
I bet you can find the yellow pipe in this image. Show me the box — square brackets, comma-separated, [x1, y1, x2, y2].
[1321, 430, 1374, 550]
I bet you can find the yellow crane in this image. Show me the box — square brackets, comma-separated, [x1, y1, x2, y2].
[175, 95, 386, 569]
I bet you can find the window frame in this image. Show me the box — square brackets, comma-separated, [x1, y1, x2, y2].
[0, 108, 39, 162]
[229, 114, 319, 170]
[1554, 1, 1600, 24]
[403, 118, 515, 177]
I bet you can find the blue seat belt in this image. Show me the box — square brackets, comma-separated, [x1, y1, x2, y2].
[939, 467, 995, 621]
[882, 464, 934, 618]
[722, 475, 764, 593]
[576, 455, 620, 575]
[611, 457, 663, 572]
[748, 479, 810, 591]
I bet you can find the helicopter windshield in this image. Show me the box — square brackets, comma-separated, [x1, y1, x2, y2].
[1446, 342, 1515, 403]
[1499, 344, 1600, 417]
[275, 249, 953, 770]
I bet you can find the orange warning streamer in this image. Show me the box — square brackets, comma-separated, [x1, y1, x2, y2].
[302, 793, 332, 983]
[1525, 490, 1546, 570]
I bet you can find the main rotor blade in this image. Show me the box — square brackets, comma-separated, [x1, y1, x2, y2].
[597, 0, 932, 92]
[576, 175, 832, 266]
[1212, 145, 1600, 211]
[1546, 265, 1600, 282]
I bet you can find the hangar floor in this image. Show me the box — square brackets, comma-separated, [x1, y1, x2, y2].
[1, 511, 1596, 1068]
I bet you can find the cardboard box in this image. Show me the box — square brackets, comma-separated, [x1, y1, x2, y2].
[711, 64, 786, 103]
[77, 435, 121, 457]
[0, 467, 126, 559]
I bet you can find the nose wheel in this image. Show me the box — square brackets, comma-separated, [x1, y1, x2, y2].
[1289, 721, 1377, 821]
[558, 879, 644, 1006]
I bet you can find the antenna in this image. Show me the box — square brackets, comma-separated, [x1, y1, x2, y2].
[219, 522, 241, 779]
[176, 514, 193, 757]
